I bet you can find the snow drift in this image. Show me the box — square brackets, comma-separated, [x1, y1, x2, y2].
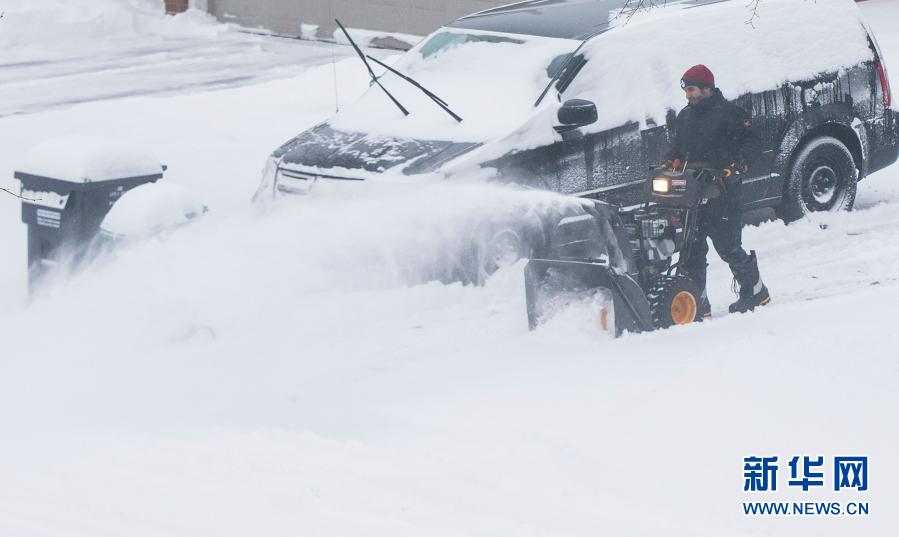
[0, 0, 224, 49]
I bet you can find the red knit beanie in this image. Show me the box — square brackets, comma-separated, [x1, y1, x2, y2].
[681, 64, 715, 89]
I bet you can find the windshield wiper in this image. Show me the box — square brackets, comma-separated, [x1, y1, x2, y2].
[335, 19, 409, 117]
[366, 54, 463, 123]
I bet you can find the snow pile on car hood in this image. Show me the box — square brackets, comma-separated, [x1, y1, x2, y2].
[0, 0, 225, 49]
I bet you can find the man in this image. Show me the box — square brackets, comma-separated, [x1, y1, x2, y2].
[666, 64, 770, 315]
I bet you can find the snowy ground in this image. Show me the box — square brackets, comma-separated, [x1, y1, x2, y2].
[1, 1, 898, 536]
[0, 0, 373, 118]
[0, 32, 355, 119]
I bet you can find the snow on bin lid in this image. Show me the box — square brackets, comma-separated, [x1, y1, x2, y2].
[19, 134, 163, 182]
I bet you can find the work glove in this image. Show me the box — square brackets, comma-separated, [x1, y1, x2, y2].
[661, 159, 683, 172]
[721, 161, 748, 186]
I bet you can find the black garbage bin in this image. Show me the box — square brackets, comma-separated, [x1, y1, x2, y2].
[16, 170, 163, 289]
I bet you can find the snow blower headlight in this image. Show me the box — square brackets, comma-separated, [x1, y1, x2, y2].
[652, 177, 671, 194]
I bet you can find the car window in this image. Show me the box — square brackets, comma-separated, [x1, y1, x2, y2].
[546, 53, 572, 79]
[554, 54, 586, 94]
[419, 32, 523, 59]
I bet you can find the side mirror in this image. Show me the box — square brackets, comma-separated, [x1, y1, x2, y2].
[555, 99, 598, 134]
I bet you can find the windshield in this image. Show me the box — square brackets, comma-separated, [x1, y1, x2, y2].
[328, 28, 579, 143]
[419, 31, 525, 59]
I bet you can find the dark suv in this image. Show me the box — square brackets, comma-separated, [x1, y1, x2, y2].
[256, 0, 897, 228]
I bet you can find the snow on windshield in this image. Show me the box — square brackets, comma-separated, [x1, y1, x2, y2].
[328, 28, 579, 143]
[564, 0, 873, 133]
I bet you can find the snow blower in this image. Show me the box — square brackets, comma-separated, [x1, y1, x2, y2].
[525, 162, 722, 336]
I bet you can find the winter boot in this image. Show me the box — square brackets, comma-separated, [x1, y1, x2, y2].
[728, 251, 770, 314]
[729, 279, 770, 313]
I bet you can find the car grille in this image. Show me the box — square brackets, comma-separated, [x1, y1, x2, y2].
[276, 168, 364, 195]
[276, 169, 316, 195]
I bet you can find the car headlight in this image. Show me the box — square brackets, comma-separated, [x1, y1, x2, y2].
[252, 155, 279, 204]
[652, 177, 670, 194]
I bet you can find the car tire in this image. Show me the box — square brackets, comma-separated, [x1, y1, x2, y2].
[778, 136, 858, 223]
[462, 217, 544, 286]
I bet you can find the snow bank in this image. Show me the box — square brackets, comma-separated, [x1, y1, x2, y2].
[20, 134, 163, 182]
[0, 0, 225, 49]
[3, 176, 899, 536]
[568, 0, 873, 131]
[101, 181, 208, 240]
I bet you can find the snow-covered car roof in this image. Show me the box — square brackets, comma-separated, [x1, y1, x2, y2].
[449, 0, 728, 40]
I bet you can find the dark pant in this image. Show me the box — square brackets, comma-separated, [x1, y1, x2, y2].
[681, 201, 759, 293]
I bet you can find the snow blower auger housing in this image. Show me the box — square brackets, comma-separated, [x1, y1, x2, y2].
[525, 163, 721, 336]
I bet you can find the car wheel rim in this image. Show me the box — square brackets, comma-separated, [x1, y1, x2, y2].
[489, 228, 523, 268]
[803, 163, 844, 212]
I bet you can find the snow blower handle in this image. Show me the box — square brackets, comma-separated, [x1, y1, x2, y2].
[656, 160, 713, 172]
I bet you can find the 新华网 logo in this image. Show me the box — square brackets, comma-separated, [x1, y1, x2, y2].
[741, 455, 869, 517]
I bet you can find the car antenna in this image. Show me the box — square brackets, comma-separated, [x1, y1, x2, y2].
[335, 19, 409, 117]
[365, 54, 463, 123]
[327, 2, 339, 113]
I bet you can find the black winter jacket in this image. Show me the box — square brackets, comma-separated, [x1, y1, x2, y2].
[666, 88, 760, 173]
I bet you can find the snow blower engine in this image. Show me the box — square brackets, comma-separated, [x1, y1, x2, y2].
[525, 162, 722, 336]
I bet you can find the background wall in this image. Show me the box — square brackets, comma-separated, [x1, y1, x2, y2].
[198, 1, 874, 42]
[204, 0, 510, 42]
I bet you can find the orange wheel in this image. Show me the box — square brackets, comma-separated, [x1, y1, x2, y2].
[670, 291, 697, 325]
[599, 307, 609, 332]
[649, 276, 703, 329]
